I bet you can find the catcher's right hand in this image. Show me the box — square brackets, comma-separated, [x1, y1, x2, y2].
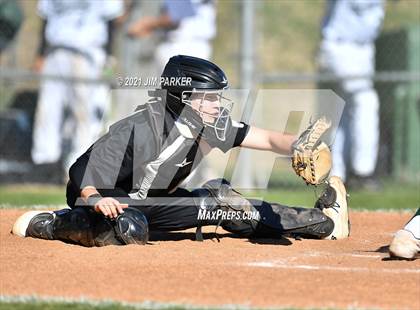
[291, 117, 332, 185]
[92, 197, 128, 219]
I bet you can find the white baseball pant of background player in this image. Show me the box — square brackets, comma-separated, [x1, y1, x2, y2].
[31, 0, 123, 171]
[31, 48, 107, 170]
[319, 40, 380, 180]
[319, 0, 384, 181]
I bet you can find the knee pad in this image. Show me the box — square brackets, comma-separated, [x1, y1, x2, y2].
[115, 208, 149, 245]
[202, 178, 257, 214]
[194, 179, 260, 239]
[202, 178, 231, 194]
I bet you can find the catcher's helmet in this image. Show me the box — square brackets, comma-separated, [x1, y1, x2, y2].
[161, 55, 232, 141]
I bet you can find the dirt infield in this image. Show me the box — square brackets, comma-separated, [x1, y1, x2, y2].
[1, 209, 419, 309]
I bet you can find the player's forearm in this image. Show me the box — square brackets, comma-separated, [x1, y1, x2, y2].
[240, 126, 296, 155]
[268, 131, 296, 155]
[154, 14, 178, 30]
[80, 186, 101, 202]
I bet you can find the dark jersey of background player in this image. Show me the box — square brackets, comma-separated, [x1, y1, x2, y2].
[66, 93, 249, 207]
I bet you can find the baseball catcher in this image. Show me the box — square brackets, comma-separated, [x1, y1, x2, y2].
[13, 55, 349, 246]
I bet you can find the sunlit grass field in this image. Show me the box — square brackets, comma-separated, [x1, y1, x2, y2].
[0, 299, 202, 310]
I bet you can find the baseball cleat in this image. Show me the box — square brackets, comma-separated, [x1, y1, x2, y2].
[315, 176, 350, 240]
[12, 211, 56, 240]
[389, 229, 420, 260]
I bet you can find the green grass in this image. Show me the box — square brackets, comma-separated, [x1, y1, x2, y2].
[0, 301, 133, 310]
[0, 181, 418, 211]
[248, 184, 419, 211]
[0, 185, 65, 206]
[0, 299, 304, 310]
[0, 301, 190, 310]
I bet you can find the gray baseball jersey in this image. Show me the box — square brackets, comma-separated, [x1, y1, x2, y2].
[38, 0, 123, 52]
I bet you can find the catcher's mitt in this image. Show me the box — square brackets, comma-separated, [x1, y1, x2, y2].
[292, 117, 332, 185]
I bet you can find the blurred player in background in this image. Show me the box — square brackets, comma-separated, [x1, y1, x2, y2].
[0, 0, 23, 55]
[31, 0, 123, 182]
[389, 208, 420, 260]
[112, 0, 162, 119]
[127, 0, 216, 73]
[318, 0, 385, 190]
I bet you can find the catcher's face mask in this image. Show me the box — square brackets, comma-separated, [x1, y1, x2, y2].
[182, 90, 233, 141]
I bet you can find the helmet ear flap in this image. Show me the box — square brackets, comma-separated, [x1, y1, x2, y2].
[166, 92, 183, 116]
[166, 90, 197, 118]
[166, 91, 204, 131]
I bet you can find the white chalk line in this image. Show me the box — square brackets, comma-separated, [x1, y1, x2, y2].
[340, 253, 383, 258]
[244, 250, 420, 274]
[246, 261, 420, 274]
[306, 251, 383, 259]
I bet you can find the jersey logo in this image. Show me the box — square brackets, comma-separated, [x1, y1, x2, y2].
[175, 158, 193, 168]
[182, 117, 197, 130]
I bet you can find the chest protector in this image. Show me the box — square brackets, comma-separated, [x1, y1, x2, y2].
[129, 93, 205, 200]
